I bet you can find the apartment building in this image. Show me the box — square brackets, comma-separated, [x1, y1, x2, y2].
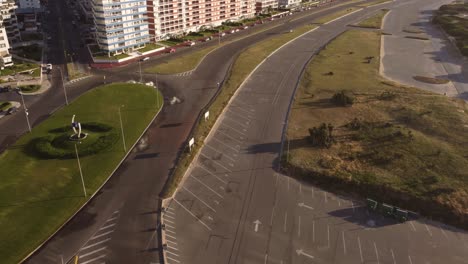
[92, 0, 150, 55]
[0, 0, 20, 66]
[147, 0, 255, 41]
[255, 0, 278, 14]
[279, 0, 301, 8]
[18, 0, 41, 9]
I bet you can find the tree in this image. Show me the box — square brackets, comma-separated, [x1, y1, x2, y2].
[331, 90, 354, 106]
[308, 123, 334, 147]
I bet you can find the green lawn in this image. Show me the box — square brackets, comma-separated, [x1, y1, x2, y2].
[314, 7, 361, 24]
[145, 46, 218, 74]
[19, 84, 41, 93]
[285, 29, 468, 226]
[137, 43, 164, 53]
[0, 61, 39, 77]
[0, 101, 11, 111]
[433, 2, 468, 56]
[161, 24, 317, 197]
[13, 45, 42, 61]
[0, 83, 162, 263]
[356, 9, 389, 28]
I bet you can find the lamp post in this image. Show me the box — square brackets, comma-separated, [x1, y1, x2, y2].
[118, 105, 127, 152]
[58, 67, 68, 105]
[74, 143, 87, 197]
[18, 85, 31, 132]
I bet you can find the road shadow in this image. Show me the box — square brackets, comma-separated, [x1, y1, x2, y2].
[245, 137, 308, 155]
[134, 152, 160, 160]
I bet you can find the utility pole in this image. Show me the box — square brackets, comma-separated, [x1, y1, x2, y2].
[19, 87, 31, 132]
[59, 67, 68, 105]
[118, 105, 127, 152]
[74, 143, 87, 197]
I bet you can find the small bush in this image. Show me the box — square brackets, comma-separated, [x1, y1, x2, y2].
[331, 90, 354, 106]
[308, 123, 334, 147]
[378, 91, 397, 101]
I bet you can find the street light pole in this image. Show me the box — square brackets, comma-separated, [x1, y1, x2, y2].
[139, 61, 142, 83]
[118, 105, 127, 152]
[59, 67, 68, 105]
[74, 143, 87, 197]
[218, 29, 221, 45]
[19, 88, 31, 132]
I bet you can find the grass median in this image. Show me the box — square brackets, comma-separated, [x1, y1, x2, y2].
[284, 29, 468, 227]
[314, 7, 361, 24]
[0, 83, 162, 263]
[433, 2, 468, 56]
[161, 24, 316, 198]
[356, 9, 389, 29]
[357, 0, 391, 7]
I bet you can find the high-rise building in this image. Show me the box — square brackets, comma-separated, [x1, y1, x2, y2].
[0, 0, 20, 67]
[279, 0, 301, 8]
[92, 0, 151, 55]
[255, 0, 278, 14]
[147, 0, 255, 41]
[18, 0, 41, 9]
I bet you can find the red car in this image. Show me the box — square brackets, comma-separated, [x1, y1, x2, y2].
[167, 48, 176, 53]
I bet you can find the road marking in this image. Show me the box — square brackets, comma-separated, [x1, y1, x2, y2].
[99, 223, 115, 230]
[80, 255, 106, 264]
[312, 221, 315, 242]
[168, 245, 179, 251]
[296, 249, 314, 259]
[166, 256, 180, 263]
[90, 230, 114, 240]
[231, 104, 254, 114]
[79, 246, 106, 258]
[166, 240, 178, 245]
[270, 206, 276, 225]
[80, 238, 111, 251]
[221, 122, 248, 136]
[165, 229, 176, 234]
[165, 234, 177, 240]
[358, 237, 364, 263]
[311, 187, 314, 198]
[190, 175, 223, 198]
[264, 254, 268, 264]
[287, 178, 290, 191]
[298, 216, 301, 237]
[164, 218, 175, 224]
[424, 223, 433, 237]
[337, 197, 341, 207]
[409, 221, 416, 232]
[224, 115, 250, 128]
[164, 224, 176, 230]
[106, 216, 118, 222]
[164, 210, 175, 216]
[198, 165, 228, 184]
[298, 202, 314, 210]
[408, 255, 413, 264]
[166, 251, 180, 257]
[173, 198, 212, 231]
[342, 231, 347, 255]
[391, 248, 396, 264]
[216, 129, 243, 144]
[351, 201, 355, 214]
[439, 224, 449, 239]
[227, 108, 252, 120]
[299, 183, 302, 194]
[182, 186, 216, 212]
[327, 225, 330, 248]
[204, 144, 236, 162]
[373, 242, 380, 264]
[211, 137, 240, 152]
[284, 212, 288, 233]
[200, 153, 232, 172]
[324, 192, 328, 203]
[164, 214, 176, 220]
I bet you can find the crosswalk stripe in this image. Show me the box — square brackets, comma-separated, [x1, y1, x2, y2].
[80, 238, 111, 251]
[79, 246, 106, 258]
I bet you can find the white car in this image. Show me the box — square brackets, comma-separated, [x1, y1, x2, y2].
[46, 64, 52, 70]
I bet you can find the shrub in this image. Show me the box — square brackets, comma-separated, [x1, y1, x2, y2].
[308, 123, 334, 147]
[331, 90, 354, 106]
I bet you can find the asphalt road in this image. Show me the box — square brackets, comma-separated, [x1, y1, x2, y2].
[19, 1, 384, 264]
[162, 1, 468, 264]
[381, 0, 468, 100]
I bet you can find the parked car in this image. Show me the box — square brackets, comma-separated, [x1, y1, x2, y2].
[243, 26, 249, 29]
[140, 57, 150, 61]
[46, 63, 53, 70]
[0, 86, 11, 93]
[168, 48, 176, 53]
[202, 37, 211, 42]
[186, 41, 195, 46]
[6, 107, 17, 115]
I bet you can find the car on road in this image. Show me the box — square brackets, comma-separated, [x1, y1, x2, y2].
[140, 57, 150, 61]
[46, 64, 52, 70]
[6, 107, 17, 115]
[186, 41, 195, 46]
[0, 86, 11, 93]
[167, 48, 176, 53]
[202, 37, 211, 42]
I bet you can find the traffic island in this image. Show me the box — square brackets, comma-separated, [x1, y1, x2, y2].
[0, 83, 163, 263]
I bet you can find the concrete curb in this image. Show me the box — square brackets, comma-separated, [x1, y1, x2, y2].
[378, 7, 392, 78]
[160, 25, 320, 264]
[20, 85, 164, 264]
[360, 0, 393, 8]
[323, 8, 363, 25]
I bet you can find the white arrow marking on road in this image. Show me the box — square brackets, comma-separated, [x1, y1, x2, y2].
[296, 249, 314, 259]
[298, 202, 314, 210]
[253, 220, 261, 232]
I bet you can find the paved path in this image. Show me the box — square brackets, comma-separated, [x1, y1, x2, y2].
[381, 0, 468, 100]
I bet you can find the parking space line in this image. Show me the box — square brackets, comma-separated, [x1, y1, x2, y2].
[164, 218, 175, 224]
[167, 240, 178, 245]
[167, 256, 181, 263]
[299, 183, 302, 194]
[99, 223, 115, 231]
[351, 201, 355, 214]
[168, 245, 179, 251]
[373, 242, 380, 264]
[342, 231, 346, 255]
[223, 115, 250, 128]
[173, 198, 212, 231]
[198, 165, 228, 184]
[164, 210, 175, 216]
[164, 224, 176, 230]
[287, 178, 290, 191]
[79, 246, 106, 258]
[164, 214, 176, 220]
[311, 186, 314, 198]
[298, 216, 301, 237]
[106, 216, 118, 222]
[211, 137, 240, 152]
[358, 237, 363, 263]
[182, 186, 216, 212]
[439, 224, 448, 239]
[220, 123, 248, 136]
[165, 229, 176, 234]
[324, 192, 328, 203]
[216, 130, 243, 144]
[200, 153, 233, 172]
[312, 221, 315, 242]
[408, 255, 413, 264]
[337, 197, 341, 207]
[227, 108, 253, 120]
[166, 233, 177, 240]
[80, 238, 111, 251]
[80, 255, 106, 264]
[424, 223, 433, 237]
[284, 212, 288, 233]
[166, 251, 180, 257]
[409, 221, 416, 232]
[270, 206, 276, 225]
[191, 175, 224, 198]
[204, 144, 236, 162]
[327, 225, 330, 248]
[390, 248, 396, 264]
[90, 230, 114, 240]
